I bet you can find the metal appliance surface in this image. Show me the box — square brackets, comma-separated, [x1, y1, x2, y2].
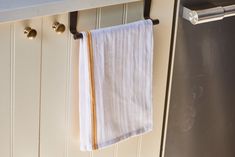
[164, 0, 235, 157]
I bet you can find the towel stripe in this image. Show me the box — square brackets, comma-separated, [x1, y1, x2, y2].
[87, 31, 98, 149]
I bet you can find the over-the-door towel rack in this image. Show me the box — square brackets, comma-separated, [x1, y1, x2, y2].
[69, 0, 159, 39]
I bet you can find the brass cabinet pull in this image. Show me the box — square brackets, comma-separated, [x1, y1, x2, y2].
[24, 27, 37, 39]
[52, 22, 66, 34]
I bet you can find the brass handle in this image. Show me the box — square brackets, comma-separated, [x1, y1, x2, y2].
[52, 22, 66, 34]
[24, 27, 37, 39]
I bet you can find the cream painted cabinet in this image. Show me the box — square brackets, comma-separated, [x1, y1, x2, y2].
[0, 0, 175, 157]
[0, 19, 42, 157]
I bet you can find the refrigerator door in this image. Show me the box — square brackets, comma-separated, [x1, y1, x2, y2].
[164, 0, 235, 157]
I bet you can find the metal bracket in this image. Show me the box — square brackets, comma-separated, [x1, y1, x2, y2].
[69, 11, 83, 39]
[144, 0, 160, 25]
[70, 0, 159, 40]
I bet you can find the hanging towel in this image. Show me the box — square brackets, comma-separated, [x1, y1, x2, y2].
[78, 19, 154, 151]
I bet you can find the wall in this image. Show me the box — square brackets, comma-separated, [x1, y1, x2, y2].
[0, 0, 175, 157]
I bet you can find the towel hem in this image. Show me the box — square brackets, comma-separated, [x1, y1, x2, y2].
[80, 124, 153, 151]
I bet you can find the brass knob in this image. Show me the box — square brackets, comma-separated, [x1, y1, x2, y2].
[52, 22, 66, 34]
[24, 27, 37, 39]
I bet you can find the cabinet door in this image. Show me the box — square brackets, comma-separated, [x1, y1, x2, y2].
[14, 18, 42, 157]
[39, 13, 72, 157]
[68, 9, 97, 157]
[0, 1, 175, 157]
[0, 18, 42, 157]
[164, 0, 235, 157]
[92, 5, 125, 157]
[116, 2, 143, 157]
[0, 22, 11, 157]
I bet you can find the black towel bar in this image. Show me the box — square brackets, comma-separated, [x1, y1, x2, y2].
[69, 0, 159, 40]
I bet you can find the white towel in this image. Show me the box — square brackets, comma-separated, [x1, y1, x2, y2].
[78, 19, 154, 151]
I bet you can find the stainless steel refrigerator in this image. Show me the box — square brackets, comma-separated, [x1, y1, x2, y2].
[163, 0, 235, 157]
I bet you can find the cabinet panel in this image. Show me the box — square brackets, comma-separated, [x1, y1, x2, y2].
[40, 14, 70, 157]
[13, 18, 42, 157]
[68, 9, 97, 157]
[116, 2, 143, 157]
[0, 0, 61, 11]
[0, 1, 175, 157]
[92, 4, 125, 157]
[100, 4, 124, 28]
[140, 0, 175, 157]
[117, 139, 139, 157]
[0, 23, 11, 157]
[126, 1, 143, 23]
[0, 0, 139, 23]
[77, 9, 97, 31]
